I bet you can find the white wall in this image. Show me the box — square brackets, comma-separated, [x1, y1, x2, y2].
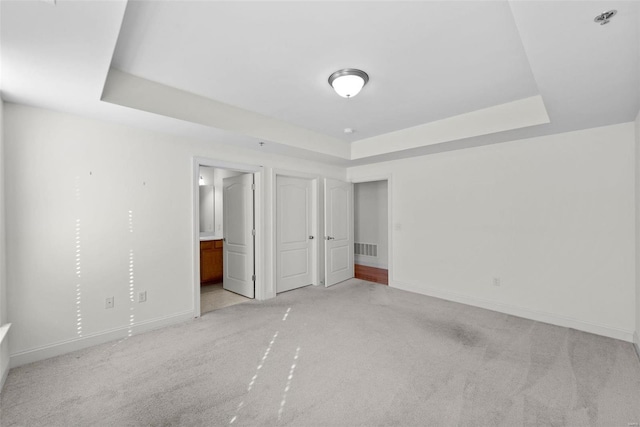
[354, 181, 388, 269]
[635, 111, 640, 352]
[0, 98, 10, 391]
[349, 123, 636, 341]
[5, 101, 637, 370]
[633, 7, 640, 356]
[4, 103, 345, 366]
[0, 99, 6, 327]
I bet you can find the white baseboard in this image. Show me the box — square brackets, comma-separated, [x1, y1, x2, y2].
[634, 332, 640, 363]
[391, 280, 634, 342]
[10, 310, 194, 368]
[0, 364, 8, 394]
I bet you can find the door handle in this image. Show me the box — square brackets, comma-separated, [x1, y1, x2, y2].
[309, 236, 314, 240]
[326, 236, 335, 240]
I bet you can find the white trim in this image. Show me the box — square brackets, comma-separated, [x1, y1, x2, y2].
[0, 323, 9, 346]
[272, 170, 321, 295]
[0, 364, 8, 395]
[634, 332, 640, 363]
[391, 280, 635, 342]
[263, 169, 276, 299]
[10, 311, 193, 368]
[0, 323, 11, 393]
[254, 171, 265, 301]
[192, 158, 265, 317]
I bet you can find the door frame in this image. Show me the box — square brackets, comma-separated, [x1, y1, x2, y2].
[192, 157, 264, 318]
[271, 169, 321, 293]
[350, 174, 393, 287]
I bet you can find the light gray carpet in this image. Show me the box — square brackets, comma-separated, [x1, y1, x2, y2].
[2, 279, 639, 426]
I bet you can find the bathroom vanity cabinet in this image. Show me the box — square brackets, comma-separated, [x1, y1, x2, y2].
[200, 239, 223, 284]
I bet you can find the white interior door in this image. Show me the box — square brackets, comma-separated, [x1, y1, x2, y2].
[324, 178, 354, 287]
[223, 173, 254, 298]
[276, 176, 314, 293]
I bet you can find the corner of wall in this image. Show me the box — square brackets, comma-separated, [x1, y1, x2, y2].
[0, 99, 9, 392]
[636, 109, 640, 360]
[0, 98, 5, 327]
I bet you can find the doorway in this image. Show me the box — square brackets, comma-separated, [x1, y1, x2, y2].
[194, 159, 263, 317]
[353, 180, 389, 285]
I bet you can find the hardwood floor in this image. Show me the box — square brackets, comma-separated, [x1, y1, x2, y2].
[355, 264, 388, 285]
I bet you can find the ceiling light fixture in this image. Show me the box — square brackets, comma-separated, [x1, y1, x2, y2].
[594, 9, 617, 25]
[328, 69, 369, 98]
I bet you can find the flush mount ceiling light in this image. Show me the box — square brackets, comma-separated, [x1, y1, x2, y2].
[594, 9, 617, 25]
[328, 68, 369, 98]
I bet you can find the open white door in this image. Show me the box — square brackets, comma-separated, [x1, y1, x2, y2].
[276, 176, 314, 293]
[324, 178, 354, 287]
[223, 173, 254, 298]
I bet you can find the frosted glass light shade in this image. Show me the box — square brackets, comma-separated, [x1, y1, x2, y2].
[328, 69, 369, 98]
[331, 75, 365, 98]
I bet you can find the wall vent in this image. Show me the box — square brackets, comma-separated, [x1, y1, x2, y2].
[355, 242, 378, 257]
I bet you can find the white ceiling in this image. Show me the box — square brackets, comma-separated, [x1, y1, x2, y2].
[112, 1, 539, 142]
[1, 1, 639, 166]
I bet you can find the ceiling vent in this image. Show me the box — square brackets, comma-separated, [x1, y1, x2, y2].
[594, 10, 617, 25]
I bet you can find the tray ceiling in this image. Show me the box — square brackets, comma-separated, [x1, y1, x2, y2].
[1, 1, 638, 165]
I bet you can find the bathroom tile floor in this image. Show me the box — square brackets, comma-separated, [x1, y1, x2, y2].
[200, 283, 250, 315]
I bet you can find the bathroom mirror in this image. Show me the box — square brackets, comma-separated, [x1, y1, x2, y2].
[199, 185, 215, 234]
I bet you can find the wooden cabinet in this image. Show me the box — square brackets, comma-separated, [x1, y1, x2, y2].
[200, 239, 223, 284]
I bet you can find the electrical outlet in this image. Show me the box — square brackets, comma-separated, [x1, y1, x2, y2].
[493, 277, 501, 287]
[105, 297, 114, 309]
[138, 291, 147, 303]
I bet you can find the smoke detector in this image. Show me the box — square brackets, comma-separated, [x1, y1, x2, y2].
[594, 10, 617, 25]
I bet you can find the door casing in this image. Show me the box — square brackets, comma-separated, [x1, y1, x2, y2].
[349, 174, 393, 287]
[192, 157, 263, 318]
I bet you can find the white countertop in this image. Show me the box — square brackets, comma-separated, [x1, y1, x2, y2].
[200, 234, 223, 241]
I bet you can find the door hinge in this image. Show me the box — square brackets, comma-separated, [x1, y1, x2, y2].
[252, 229, 256, 236]
[252, 274, 256, 282]
[251, 183, 255, 190]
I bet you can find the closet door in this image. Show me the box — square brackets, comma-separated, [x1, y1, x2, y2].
[324, 178, 354, 287]
[276, 176, 313, 293]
